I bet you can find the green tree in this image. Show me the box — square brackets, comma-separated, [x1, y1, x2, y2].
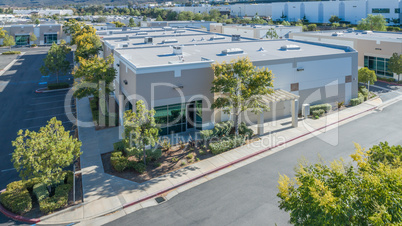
[209, 9, 220, 21]
[34, 19, 40, 25]
[388, 53, 402, 81]
[124, 100, 159, 165]
[156, 15, 163, 21]
[63, 19, 84, 42]
[40, 42, 71, 83]
[0, 27, 7, 38]
[3, 34, 15, 51]
[211, 57, 274, 136]
[73, 55, 116, 115]
[331, 22, 340, 29]
[12, 117, 82, 186]
[277, 142, 402, 225]
[266, 28, 279, 39]
[29, 33, 37, 44]
[281, 20, 291, 26]
[74, 32, 102, 61]
[358, 67, 377, 91]
[194, 13, 203, 21]
[111, 21, 125, 27]
[329, 15, 341, 23]
[357, 14, 387, 31]
[128, 17, 136, 27]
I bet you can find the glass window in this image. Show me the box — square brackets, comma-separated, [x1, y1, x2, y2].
[154, 106, 168, 128]
[44, 34, 58, 44]
[364, 56, 369, 67]
[377, 60, 385, 71]
[372, 8, 390, 13]
[364, 55, 392, 77]
[396, 8, 400, 13]
[15, 35, 29, 45]
[195, 100, 202, 130]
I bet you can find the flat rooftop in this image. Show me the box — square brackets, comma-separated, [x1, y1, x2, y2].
[297, 30, 402, 43]
[116, 39, 352, 68]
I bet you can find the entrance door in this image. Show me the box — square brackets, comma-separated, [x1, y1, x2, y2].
[187, 102, 195, 130]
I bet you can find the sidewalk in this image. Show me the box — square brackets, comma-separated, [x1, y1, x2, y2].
[39, 96, 392, 225]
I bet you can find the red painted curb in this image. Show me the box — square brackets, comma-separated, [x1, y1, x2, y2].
[0, 189, 41, 224]
[123, 106, 377, 209]
[377, 80, 402, 87]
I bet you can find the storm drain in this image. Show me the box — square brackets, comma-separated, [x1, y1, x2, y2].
[155, 196, 166, 203]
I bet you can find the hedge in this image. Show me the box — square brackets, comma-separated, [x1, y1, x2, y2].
[350, 97, 362, 106]
[200, 121, 253, 140]
[33, 183, 49, 202]
[310, 104, 332, 113]
[111, 151, 129, 172]
[47, 82, 69, 90]
[2, 51, 21, 55]
[145, 149, 162, 163]
[0, 181, 32, 215]
[312, 109, 325, 118]
[209, 136, 246, 155]
[39, 184, 71, 214]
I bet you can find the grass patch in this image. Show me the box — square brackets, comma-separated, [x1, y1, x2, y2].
[2, 51, 21, 55]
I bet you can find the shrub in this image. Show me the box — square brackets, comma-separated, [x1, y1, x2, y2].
[172, 157, 178, 162]
[213, 121, 233, 137]
[33, 183, 49, 202]
[312, 109, 325, 118]
[239, 122, 253, 138]
[39, 184, 71, 214]
[113, 141, 125, 152]
[2, 51, 21, 55]
[196, 158, 200, 162]
[200, 129, 214, 140]
[66, 171, 74, 185]
[31, 44, 37, 47]
[0, 181, 32, 215]
[159, 138, 171, 150]
[393, 27, 400, 32]
[145, 149, 162, 163]
[209, 136, 246, 155]
[358, 92, 365, 103]
[47, 82, 69, 90]
[199, 150, 206, 155]
[125, 146, 141, 158]
[111, 151, 129, 172]
[24, 177, 41, 191]
[181, 161, 186, 166]
[186, 153, 194, 159]
[359, 87, 369, 100]
[350, 98, 362, 106]
[310, 104, 332, 113]
[132, 162, 146, 174]
[387, 26, 394, 31]
[337, 101, 344, 108]
[307, 24, 317, 31]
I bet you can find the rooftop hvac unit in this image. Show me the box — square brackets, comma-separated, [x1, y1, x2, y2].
[163, 26, 172, 30]
[123, 35, 129, 40]
[122, 26, 127, 31]
[174, 30, 186, 33]
[222, 48, 244, 55]
[162, 39, 178, 44]
[144, 37, 153, 44]
[121, 43, 129, 48]
[209, 36, 226, 41]
[137, 32, 148, 35]
[362, 30, 373, 34]
[280, 45, 301, 50]
[231, 34, 241, 41]
[346, 28, 355, 33]
[108, 31, 113, 35]
[332, 32, 343, 37]
[173, 46, 182, 55]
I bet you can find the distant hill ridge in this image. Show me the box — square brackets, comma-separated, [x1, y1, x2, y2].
[0, 0, 330, 8]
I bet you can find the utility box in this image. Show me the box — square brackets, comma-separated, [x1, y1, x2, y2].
[302, 104, 310, 118]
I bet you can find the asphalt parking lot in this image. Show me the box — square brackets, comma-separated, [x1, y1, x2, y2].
[0, 47, 75, 226]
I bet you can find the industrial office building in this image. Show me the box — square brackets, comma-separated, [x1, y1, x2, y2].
[101, 28, 358, 136]
[290, 30, 402, 81]
[210, 23, 302, 39]
[1, 24, 67, 45]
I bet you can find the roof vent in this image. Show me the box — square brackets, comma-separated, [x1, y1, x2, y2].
[123, 35, 129, 40]
[173, 46, 182, 55]
[174, 30, 186, 33]
[144, 37, 153, 44]
[258, 47, 265, 52]
[191, 38, 196, 42]
[137, 32, 148, 35]
[209, 36, 225, 41]
[347, 28, 355, 33]
[120, 43, 129, 48]
[122, 26, 127, 31]
[222, 48, 244, 55]
[362, 30, 373, 34]
[231, 34, 241, 41]
[108, 31, 113, 35]
[201, 37, 205, 41]
[163, 26, 172, 30]
[163, 39, 178, 44]
[280, 45, 301, 51]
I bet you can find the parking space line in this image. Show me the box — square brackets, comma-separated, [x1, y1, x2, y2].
[26, 105, 75, 113]
[1, 168, 16, 173]
[31, 94, 68, 99]
[29, 99, 70, 105]
[24, 112, 74, 121]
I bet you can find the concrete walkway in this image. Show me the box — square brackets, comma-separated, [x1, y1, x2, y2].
[39, 96, 397, 225]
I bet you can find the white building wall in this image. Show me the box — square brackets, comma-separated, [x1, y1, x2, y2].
[367, 0, 400, 24]
[223, 27, 254, 38]
[322, 1, 340, 24]
[342, 0, 367, 24]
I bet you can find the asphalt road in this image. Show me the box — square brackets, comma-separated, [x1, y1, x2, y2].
[0, 48, 75, 226]
[107, 99, 402, 226]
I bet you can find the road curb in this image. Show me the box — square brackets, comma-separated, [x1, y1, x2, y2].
[123, 105, 377, 209]
[0, 189, 41, 224]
